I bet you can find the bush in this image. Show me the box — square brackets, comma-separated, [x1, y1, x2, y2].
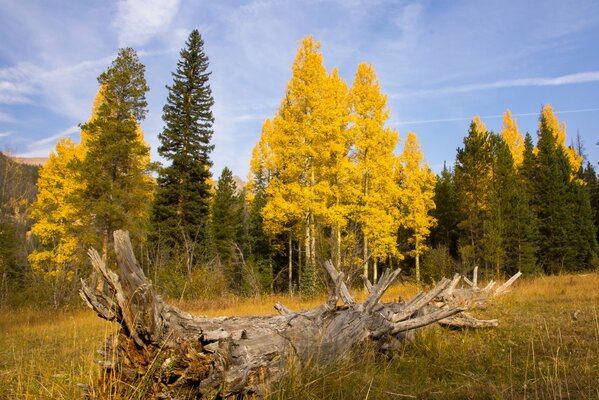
[420, 245, 458, 284]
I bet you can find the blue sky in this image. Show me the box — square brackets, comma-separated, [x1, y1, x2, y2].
[1, 0, 598, 178]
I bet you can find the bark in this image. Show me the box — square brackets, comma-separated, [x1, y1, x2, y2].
[80, 230, 520, 399]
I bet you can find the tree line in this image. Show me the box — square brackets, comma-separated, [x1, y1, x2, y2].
[0, 32, 597, 307]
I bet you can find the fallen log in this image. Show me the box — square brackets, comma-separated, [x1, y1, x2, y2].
[80, 230, 520, 398]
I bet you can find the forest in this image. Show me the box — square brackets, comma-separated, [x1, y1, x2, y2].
[0, 32, 598, 310]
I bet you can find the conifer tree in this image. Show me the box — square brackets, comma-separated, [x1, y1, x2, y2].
[581, 162, 599, 243]
[486, 134, 538, 275]
[80, 48, 153, 260]
[454, 117, 493, 270]
[212, 167, 244, 291]
[430, 163, 459, 257]
[534, 108, 596, 272]
[152, 30, 215, 262]
[398, 132, 437, 283]
[535, 113, 576, 272]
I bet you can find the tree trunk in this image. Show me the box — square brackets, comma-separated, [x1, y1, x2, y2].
[80, 230, 520, 399]
[288, 232, 293, 294]
[415, 238, 420, 283]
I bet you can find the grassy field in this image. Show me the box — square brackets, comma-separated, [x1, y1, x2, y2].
[1, 272, 597, 399]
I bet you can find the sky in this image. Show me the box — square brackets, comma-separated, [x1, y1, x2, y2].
[1, 0, 598, 178]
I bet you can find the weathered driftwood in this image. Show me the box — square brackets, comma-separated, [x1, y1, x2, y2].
[80, 231, 520, 398]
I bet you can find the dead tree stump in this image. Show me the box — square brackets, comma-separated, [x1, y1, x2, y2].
[80, 231, 520, 398]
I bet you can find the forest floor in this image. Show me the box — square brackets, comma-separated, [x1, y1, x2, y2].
[1, 272, 598, 399]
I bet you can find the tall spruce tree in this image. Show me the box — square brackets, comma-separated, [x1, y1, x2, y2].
[152, 29, 215, 264]
[80, 48, 153, 261]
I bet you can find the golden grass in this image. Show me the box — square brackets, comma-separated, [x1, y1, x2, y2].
[0, 272, 597, 399]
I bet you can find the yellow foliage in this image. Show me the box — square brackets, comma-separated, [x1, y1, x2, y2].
[399, 132, 437, 257]
[539, 104, 583, 174]
[348, 63, 401, 261]
[500, 109, 524, 166]
[472, 115, 487, 135]
[28, 137, 94, 280]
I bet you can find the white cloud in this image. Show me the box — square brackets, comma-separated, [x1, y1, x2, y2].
[114, 0, 181, 47]
[29, 126, 79, 148]
[0, 131, 12, 138]
[395, 71, 599, 98]
[0, 57, 112, 118]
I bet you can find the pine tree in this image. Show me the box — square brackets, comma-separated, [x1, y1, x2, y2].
[581, 162, 599, 244]
[212, 167, 244, 291]
[430, 163, 459, 257]
[454, 117, 493, 270]
[535, 113, 576, 272]
[348, 63, 401, 283]
[398, 132, 437, 283]
[80, 48, 153, 261]
[485, 134, 538, 276]
[534, 107, 595, 272]
[152, 30, 215, 263]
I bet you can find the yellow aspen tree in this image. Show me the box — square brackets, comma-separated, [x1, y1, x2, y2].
[316, 68, 351, 271]
[398, 132, 437, 283]
[28, 137, 95, 305]
[348, 63, 401, 283]
[539, 104, 583, 175]
[259, 36, 329, 293]
[500, 109, 524, 167]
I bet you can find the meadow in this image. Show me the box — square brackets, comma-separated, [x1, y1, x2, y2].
[1, 272, 597, 399]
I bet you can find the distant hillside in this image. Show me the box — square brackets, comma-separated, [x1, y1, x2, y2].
[11, 156, 48, 167]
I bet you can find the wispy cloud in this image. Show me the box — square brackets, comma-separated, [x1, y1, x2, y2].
[29, 126, 79, 147]
[114, 0, 181, 46]
[396, 71, 599, 98]
[0, 112, 15, 123]
[395, 107, 599, 126]
[0, 131, 12, 138]
[15, 126, 80, 158]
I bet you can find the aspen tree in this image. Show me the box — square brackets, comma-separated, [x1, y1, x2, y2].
[500, 110, 524, 167]
[399, 132, 437, 283]
[348, 63, 401, 282]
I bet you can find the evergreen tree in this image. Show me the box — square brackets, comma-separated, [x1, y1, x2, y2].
[454, 117, 493, 270]
[430, 163, 459, 257]
[80, 48, 153, 261]
[212, 167, 244, 291]
[486, 134, 538, 276]
[581, 162, 599, 244]
[152, 29, 215, 263]
[534, 114, 576, 272]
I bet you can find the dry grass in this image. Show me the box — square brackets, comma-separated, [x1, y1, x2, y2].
[0, 272, 597, 399]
